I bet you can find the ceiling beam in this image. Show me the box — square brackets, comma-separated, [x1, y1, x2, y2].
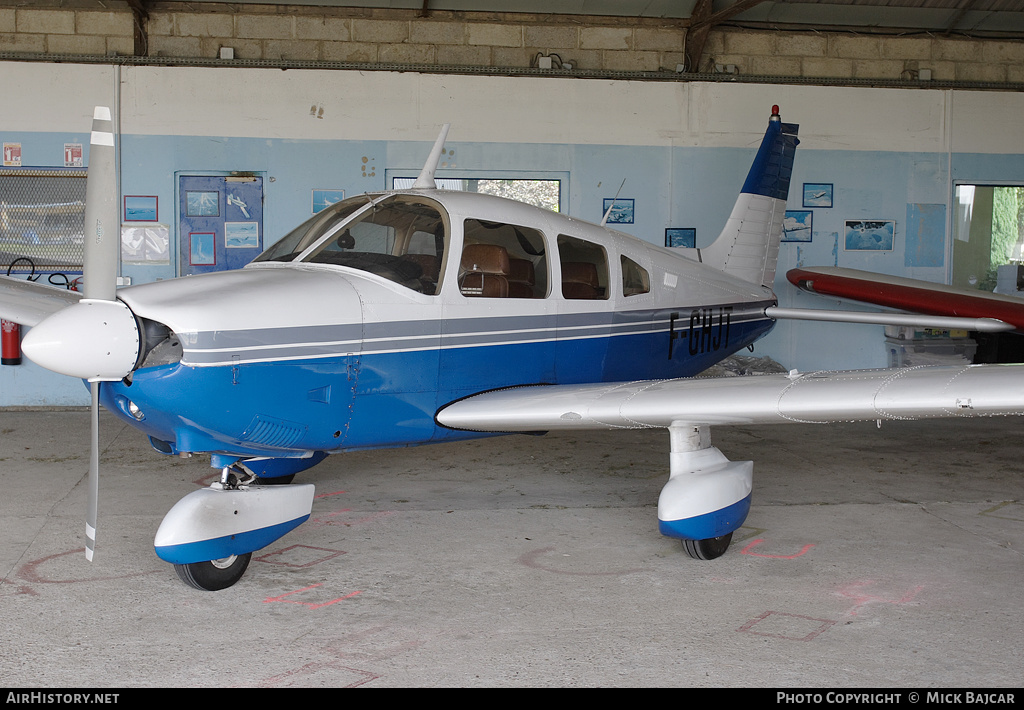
[684, 0, 768, 73]
[124, 0, 150, 57]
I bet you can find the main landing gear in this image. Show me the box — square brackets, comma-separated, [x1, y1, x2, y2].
[683, 533, 734, 561]
[658, 425, 750, 561]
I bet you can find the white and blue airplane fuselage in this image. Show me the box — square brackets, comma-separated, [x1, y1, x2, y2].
[106, 195, 776, 460]
[4, 110, 831, 588]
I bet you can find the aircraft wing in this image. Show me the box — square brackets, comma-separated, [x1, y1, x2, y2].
[436, 364, 1024, 432]
[787, 266, 1024, 332]
[0, 275, 83, 326]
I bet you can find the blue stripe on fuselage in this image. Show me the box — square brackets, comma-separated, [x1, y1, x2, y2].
[102, 306, 775, 457]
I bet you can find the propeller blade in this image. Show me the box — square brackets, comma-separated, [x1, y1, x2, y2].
[81, 106, 118, 562]
[82, 106, 119, 301]
[86, 382, 99, 561]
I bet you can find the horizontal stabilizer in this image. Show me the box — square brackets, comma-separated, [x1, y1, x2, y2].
[0, 276, 82, 326]
[436, 364, 1024, 431]
[766, 306, 1012, 333]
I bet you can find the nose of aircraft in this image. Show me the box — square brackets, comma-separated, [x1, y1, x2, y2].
[22, 298, 140, 381]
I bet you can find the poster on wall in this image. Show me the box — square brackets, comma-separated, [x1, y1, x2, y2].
[122, 224, 170, 265]
[189, 232, 217, 266]
[186, 191, 220, 217]
[665, 228, 696, 248]
[844, 219, 894, 251]
[602, 198, 634, 224]
[225, 222, 260, 248]
[803, 183, 833, 208]
[312, 189, 346, 214]
[3, 143, 21, 167]
[783, 210, 813, 242]
[64, 143, 83, 168]
[124, 195, 158, 222]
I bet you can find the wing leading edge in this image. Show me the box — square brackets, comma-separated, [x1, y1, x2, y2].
[436, 364, 1024, 431]
[0, 275, 83, 327]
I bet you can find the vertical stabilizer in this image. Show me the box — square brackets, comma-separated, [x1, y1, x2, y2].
[700, 107, 799, 288]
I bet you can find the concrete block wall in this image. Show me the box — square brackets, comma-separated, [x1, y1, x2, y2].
[0, 3, 1022, 85]
[0, 6, 133, 57]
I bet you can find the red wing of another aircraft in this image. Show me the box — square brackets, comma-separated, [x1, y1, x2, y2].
[787, 266, 1024, 333]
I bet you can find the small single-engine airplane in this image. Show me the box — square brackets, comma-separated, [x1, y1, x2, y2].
[2, 105, 1024, 591]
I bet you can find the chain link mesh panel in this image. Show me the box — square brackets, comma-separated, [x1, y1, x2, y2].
[0, 169, 87, 277]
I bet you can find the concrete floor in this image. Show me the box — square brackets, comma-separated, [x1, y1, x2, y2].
[0, 409, 1022, 688]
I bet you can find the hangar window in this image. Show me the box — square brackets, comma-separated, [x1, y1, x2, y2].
[0, 168, 87, 281]
[557, 234, 608, 300]
[621, 255, 650, 297]
[459, 219, 548, 298]
[952, 185, 1024, 293]
[392, 177, 562, 213]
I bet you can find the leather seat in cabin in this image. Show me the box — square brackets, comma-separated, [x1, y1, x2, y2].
[560, 261, 601, 299]
[460, 244, 510, 297]
[508, 258, 536, 298]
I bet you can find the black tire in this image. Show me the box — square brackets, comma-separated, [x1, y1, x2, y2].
[255, 474, 295, 485]
[683, 533, 733, 561]
[174, 553, 252, 591]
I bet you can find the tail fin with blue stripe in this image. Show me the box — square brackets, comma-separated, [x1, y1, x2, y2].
[700, 107, 799, 288]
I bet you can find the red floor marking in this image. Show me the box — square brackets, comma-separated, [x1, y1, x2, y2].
[249, 625, 424, 687]
[738, 611, 836, 641]
[254, 662, 378, 688]
[16, 548, 157, 591]
[314, 490, 348, 499]
[518, 546, 644, 576]
[263, 583, 362, 609]
[740, 538, 816, 559]
[837, 579, 925, 616]
[255, 544, 346, 568]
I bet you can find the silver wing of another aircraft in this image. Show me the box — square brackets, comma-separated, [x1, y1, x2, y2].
[0, 275, 83, 327]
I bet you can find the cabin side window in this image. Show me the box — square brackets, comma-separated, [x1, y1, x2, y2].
[459, 219, 548, 299]
[621, 255, 651, 297]
[557, 234, 609, 300]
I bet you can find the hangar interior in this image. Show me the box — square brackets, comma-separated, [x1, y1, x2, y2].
[1, 1, 1023, 689]
[2, 0, 1024, 405]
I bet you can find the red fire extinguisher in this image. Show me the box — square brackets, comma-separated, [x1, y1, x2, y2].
[2, 319, 21, 366]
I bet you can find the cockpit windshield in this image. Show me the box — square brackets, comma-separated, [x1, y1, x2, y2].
[254, 194, 448, 295]
[255, 195, 371, 264]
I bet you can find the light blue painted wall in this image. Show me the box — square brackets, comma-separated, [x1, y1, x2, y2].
[1, 106, 1022, 404]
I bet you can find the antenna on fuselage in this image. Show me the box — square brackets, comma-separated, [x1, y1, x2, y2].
[600, 178, 627, 227]
[412, 123, 451, 189]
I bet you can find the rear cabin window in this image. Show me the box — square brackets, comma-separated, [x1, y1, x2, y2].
[459, 219, 548, 299]
[621, 255, 651, 296]
[557, 234, 609, 300]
